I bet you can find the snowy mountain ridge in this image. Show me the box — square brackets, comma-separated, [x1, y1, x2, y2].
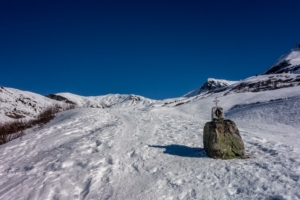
[264, 43, 300, 74]
[56, 93, 156, 109]
[159, 74, 300, 110]
[2, 73, 300, 123]
[0, 88, 157, 123]
[2, 44, 300, 123]
[184, 78, 237, 98]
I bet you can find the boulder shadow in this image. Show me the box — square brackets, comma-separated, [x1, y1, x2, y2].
[149, 144, 207, 158]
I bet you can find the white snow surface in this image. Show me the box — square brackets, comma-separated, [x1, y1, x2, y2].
[57, 93, 155, 109]
[1, 83, 300, 199]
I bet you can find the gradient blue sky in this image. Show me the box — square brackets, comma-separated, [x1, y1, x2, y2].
[1, 0, 299, 99]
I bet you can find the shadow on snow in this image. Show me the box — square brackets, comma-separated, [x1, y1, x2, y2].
[149, 144, 207, 158]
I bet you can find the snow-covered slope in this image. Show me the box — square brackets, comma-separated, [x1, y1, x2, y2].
[0, 86, 155, 123]
[0, 86, 67, 123]
[57, 92, 156, 109]
[264, 43, 300, 74]
[1, 82, 300, 199]
[159, 74, 300, 110]
[223, 74, 300, 95]
[184, 78, 237, 97]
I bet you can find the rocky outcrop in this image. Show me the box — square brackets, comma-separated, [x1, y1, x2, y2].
[203, 119, 246, 159]
[263, 44, 300, 74]
[224, 74, 300, 95]
[184, 78, 237, 97]
[127, 95, 141, 102]
[46, 94, 76, 105]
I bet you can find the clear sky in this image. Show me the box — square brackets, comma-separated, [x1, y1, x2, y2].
[1, 0, 299, 99]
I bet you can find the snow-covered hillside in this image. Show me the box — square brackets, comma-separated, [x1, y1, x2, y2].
[184, 78, 237, 97]
[1, 78, 300, 199]
[0, 86, 67, 123]
[264, 43, 300, 74]
[57, 93, 156, 109]
[0, 88, 155, 123]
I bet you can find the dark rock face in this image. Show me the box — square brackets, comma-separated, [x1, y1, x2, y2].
[264, 60, 292, 74]
[128, 95, 141, 101]
[263, 43, 300, 75]
[203, 119, 246, 159]
[46, 94, 68, 101]
[45, 94, 76, 105]
[198, 79, 231, 95]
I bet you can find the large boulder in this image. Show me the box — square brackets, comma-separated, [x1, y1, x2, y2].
[203, 119, 246, 159]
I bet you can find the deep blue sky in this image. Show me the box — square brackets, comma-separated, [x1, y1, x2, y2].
[1, 0, 299, 99]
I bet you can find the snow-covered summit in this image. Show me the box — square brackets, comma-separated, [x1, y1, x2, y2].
[264, 44, 300, 74]
[184, 78, 237, 97]
[57, 93, 155, 109]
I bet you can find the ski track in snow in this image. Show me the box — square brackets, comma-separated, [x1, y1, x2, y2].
[1, 108, 300, 200]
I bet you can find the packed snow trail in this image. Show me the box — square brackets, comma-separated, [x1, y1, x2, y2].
[0, 108, 300, 199]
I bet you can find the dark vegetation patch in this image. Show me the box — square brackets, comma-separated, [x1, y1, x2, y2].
[0, 104, 75, 145]
[0, 120, 25, 145]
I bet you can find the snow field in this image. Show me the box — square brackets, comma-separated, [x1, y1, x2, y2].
[227, 96, 300, 152]
[1, 104, 300, 199]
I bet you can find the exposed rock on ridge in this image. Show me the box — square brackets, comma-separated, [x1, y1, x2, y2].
[46, 94, 76, 105]
[184, 78, 237, 97]
[224, 74, 300, 95]
[264, 43, 300, 74]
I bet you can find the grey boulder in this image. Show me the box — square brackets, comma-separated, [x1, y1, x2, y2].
[203, 119, 246, 159]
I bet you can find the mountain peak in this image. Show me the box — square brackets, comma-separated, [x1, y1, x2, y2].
[184, 78, 237, 97]
[56, 93, 154, 109]
[264, 43, 300, 74]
